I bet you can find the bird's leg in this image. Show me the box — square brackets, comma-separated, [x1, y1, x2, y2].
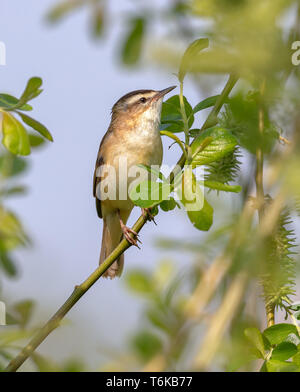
[142, 208, 157, 225]
[118, 210, 141, 248]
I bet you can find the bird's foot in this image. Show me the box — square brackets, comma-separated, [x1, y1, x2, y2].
[120, 223, 141, 248]
[142, 208, 157, 225]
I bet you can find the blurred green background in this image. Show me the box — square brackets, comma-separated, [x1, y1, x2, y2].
[0, 0, 300, 372]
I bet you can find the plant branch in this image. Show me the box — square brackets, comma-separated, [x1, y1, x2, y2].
[179, 80, 190, 147]
[4, 215, 148, 372]
[160, 130, 187, 158]
[201, 74, 238, 130]
[255, 80, 275, 328]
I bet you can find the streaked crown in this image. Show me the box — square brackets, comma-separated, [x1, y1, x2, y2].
[111, 86, 176, 115]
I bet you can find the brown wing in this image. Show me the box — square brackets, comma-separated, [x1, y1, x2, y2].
[93, 128, 113, 219]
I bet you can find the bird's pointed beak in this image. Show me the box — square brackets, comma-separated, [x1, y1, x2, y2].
[153, 86, 176, 101]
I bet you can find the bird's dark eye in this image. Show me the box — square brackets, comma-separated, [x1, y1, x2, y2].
[139, 97, 147, 103]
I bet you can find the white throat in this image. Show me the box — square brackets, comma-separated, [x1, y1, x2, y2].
[138, 99, 163, 136]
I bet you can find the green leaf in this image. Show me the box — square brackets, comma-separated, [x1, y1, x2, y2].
[179, 38, 209, 82]
[91, 6, 104, 38]
[186, 197, 213, 231]
[266, 359, 300, 372]
[1, 112, 31, 155]
[1, 78, 43, 111]
[161, 95, 194, 132]
[62, 358, 85, 372]
[0, 251, 17, 277]
[160, 197, 178, 212]
[146, 307, 172, 334]
[151, 205, 159, 217]
[289, 302, 300, 311]
[294, 311, 300, 320]
[284, 333, 300, 346]
[28, 133, 46, 148]
[177, 168, 213, 231]
[137, 164, 167, 182]
[47, 1, 84, 23]
[0, 207, 28, 251]
[13, 300, 34, 328]
[271, 342, 298, 361]
[17, 77, 43, 107]
[16, 112, 53, 142]
[0, 328, 36, 346]
[191, 127, 238, 167]
[0, 155, 28, 177]
[131, 330, 162, 361]
[125, 270, 153, 294]
[193, 95, 221, 114]
[189, 129, 201, 138]
[121, 17, 145, 66]
[129, 180, 172, 208]
[244, 327, 269, 358]
[263, 324, 299, 346]
[0, 94, 32, 111]
[204, 180, 242, 193]
[0, 185, 27, 198]
[0, 349, 13, 361]
[293, 351, 300, 367]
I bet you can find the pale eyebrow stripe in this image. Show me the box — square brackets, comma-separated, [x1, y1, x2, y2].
[127, 92, 155, 105]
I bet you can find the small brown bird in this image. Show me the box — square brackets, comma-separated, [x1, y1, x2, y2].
[93, 86, 176, 279]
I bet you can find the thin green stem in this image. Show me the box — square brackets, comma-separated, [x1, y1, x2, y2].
[179, 81, 190, 148]
[201, 74, 238, 130]
[160, 130, 187, 158]
[255, 79, 275, 328]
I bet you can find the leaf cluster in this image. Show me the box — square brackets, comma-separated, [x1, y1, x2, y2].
[0, 77, 53, 156]
[244, 324, 300, 372]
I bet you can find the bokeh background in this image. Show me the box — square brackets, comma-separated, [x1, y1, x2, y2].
[1, 0, 300, 372]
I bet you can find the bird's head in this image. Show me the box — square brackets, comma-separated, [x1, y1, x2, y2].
[111, 86, 176, 126]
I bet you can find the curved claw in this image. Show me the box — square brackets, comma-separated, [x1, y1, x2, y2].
[142, 208, 157, 225]
[121, 225, 141, 248]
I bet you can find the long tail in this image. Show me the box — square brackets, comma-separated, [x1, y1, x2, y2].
[99, 213, 124, 279]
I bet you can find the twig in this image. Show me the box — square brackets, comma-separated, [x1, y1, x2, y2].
[179, 80, 190, 147]
[201, 74, 238, 130]
[255, 80, 276, 328]
[4, 216, 148, 372]
[160, 130, 187, 158]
